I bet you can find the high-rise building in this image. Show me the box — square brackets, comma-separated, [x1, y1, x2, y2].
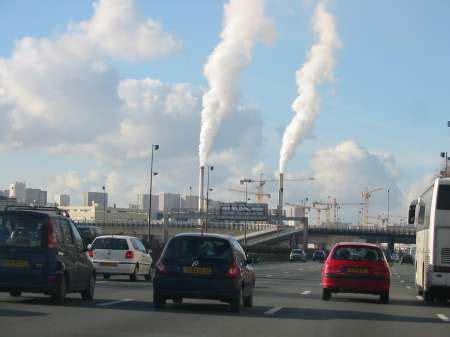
[9, 182, 26, 203]
[55, 194, 70, 207]
[25, 188, 47, 206]
[0, 190, 9, 198]
[158, 193, 181, 211]
[183, 195, 199, 210]
[84, 191, 108, 209]
[137, 193, 159, 211]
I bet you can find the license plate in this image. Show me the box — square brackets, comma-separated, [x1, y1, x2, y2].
[347, 267, 368, 274]
[183, 267, 212, 275]
[100, 262, 118, 267]
[1, 260, 29, 268]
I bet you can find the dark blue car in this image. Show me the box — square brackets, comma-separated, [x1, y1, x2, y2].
[0, 206, 95, 304]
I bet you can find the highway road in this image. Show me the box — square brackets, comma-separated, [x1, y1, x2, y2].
[1, 261, 449, 337]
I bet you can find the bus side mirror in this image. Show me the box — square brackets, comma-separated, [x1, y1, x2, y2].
[408, 203, 416, 225]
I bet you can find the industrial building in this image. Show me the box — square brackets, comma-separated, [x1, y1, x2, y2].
[62, 205, 148, 223]
[83, 191, 108, 209]
[159, 193, 181, 211]
[9, 182, 26, 203]
[137, 193, 159, 211]
[25, 188, 47, 206]
[55, 194, 70, 207]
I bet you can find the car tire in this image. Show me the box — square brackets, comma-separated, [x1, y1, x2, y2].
[243, 291, 253, 308]
[130, 265, 138, 282]
[153, 292, 166, 309]
[9, 290, 22, 297]
[103, 274, 110, 280]
[423, 289, 433, 302]
[322, 288, 331, 301]
[173, 298, 183, 304]
[230, 290, 242, 313]
[81, 273, 95, 301]
[379, 292, 389, 304]
[51, 277, 66, 305]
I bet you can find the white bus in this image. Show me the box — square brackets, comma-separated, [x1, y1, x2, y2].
[409, 177, 450, 302]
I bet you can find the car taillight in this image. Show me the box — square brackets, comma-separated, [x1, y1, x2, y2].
[125, 250, 134, 259]
[87, 250, 94, 258]
[156, 261, 167, 274]
[47, 218, 57, 249]
[225, 261, 241, 279]
[324, 262, 341, 274]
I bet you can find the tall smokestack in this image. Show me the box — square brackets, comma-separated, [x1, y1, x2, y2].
[278, 173, 284, 225]
[198, 166, 205, 212]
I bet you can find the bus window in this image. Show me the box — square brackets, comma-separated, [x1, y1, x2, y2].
[437, 185, 450, 210]
[418, 203, 425, 225]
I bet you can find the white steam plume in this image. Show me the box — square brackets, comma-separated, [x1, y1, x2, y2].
[279, 2, 340, 173]
[199, 0, 275, 166]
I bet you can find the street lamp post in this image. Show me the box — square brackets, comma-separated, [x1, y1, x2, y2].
[189, 186, 192, 211]
[240, 179, 252, 247]
[387, 189, 390, 227]
[148, 144, 159, 242]
[205, 166, 214, 233]
[102, 186, 106, 224]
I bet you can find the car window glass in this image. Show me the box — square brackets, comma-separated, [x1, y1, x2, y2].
[92, 238, 129, 250]
[58, 219, 74, 245]
[136, 239, 146, 252]
[69, 221, 84, 250]
[131, 239, 141, 251]
[165, 237, 232, 262]
[333, 246, 382, 262]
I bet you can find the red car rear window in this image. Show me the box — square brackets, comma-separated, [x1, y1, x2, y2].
[332, 246, 383, 262]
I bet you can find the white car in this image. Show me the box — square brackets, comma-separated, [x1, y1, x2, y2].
[88, 235, 153, 281]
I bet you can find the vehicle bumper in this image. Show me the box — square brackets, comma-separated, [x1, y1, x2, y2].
[153, 275, 241, 301]
[428, 272, 450, 288]
[0, 272, 61, 293]
[93, 261, 136, 275]
[322, 275, 390, 294]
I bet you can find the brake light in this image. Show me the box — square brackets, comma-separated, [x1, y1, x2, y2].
[87, 250, 94, 258]
[225, 261, 241, 279]
[156, 261, 167, 274]
[47, 218, 57, 249]
[125, 250, 134, 259]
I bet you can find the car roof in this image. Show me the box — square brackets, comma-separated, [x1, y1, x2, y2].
[333, 242, 381, 249]
[94, 235, 137, 240]
[172, 232, 234, 241]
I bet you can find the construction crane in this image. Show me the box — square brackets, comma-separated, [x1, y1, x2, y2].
[361, 187, 383, 227]
[286, 202, 327, 226]
[239, 173, 314, 203]
[228, 188, 271, 202]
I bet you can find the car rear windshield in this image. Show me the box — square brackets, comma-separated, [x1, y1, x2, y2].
[0, 213, 47, 249]
[437, 185, 450, 210]
[292, 249, 304, 253]
[92, 238, 129, 250]
[333, 246, 383, 262]
[164, 236, 232, 261]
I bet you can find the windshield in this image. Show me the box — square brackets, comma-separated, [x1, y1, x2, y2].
[333, 246, 383, 262]
[92, 238, 129, 250]
[437, 185, 450, 210]
[0, 213, 46, 249]
[164, 236, 232, 261]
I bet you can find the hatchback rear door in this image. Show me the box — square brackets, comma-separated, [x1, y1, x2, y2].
[92, 237, 130, 265]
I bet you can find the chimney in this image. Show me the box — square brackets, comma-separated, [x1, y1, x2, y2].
[198, 166, 205, 212]
[278, 173, 284, 225]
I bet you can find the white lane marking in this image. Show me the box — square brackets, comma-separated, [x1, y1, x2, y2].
[406, 286, 411, 289]
[416, 296, 423, 300]
[298, 268, 303, 271]
[97, 299, 133, 307]
[436, 314, 449, 322]
[264, 307, 283, 315]
[301, 290, 311, 295]
[400, 280, 405, 283]
[265, 274, 273, 277]
[96, 281, 108, 284]
[284, 271, 290, 274]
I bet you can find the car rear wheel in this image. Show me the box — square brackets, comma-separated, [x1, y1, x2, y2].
[423, 289, 433, 302]
[379, 292, 389, 304]
[81, 274, 95, 301]
[9, 290, 22, 297]
[243, 291, 253, 308]
[51, 277, 66, 305]
[322, 288, 331, 301]
[130, 265, 138, 282]
[153, 292, 166, 309]
[230, 290, 243, 313]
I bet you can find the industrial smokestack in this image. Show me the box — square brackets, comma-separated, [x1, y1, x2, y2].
[278, 173, 284, 225]
[198, 166, 205, 212]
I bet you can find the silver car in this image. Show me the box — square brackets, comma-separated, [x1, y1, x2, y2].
[289, 249, 306, 262]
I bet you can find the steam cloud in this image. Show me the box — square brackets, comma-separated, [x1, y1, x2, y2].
[198, 0, 275, 166]
[279, 2, 341, 173]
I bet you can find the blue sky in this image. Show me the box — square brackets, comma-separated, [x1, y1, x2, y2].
[0, 0, 449, 218]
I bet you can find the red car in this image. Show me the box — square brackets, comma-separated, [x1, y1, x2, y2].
[321, 242, 391, 303]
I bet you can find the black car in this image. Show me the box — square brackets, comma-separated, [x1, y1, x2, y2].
[0, 206, 95, 304]
[153, 233, 255, 312]
[76, 224, 103, 246]
[312, 250, 326, 262]
[400, 254, 414, 264]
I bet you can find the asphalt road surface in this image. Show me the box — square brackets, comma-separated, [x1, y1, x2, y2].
[1, 261, 449, 337]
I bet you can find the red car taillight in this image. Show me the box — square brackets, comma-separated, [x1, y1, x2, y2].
[156, 261, 167, 274]
[225, 261, 241, 279]
[47, 218, 57, 249]
[87, 250, 94, 258]
[125, 250, 134, 259]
